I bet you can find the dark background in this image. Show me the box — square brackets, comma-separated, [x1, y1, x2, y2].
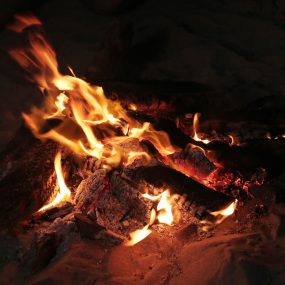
[1, 0, 285, 150]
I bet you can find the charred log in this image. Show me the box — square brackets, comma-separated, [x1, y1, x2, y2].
[75, 168, 152, 235]
[161, 147, 216, 181]
[75, 160, 234, 235]
[123, 162, 234, 212]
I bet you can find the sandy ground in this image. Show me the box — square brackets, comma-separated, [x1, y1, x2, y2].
[0, 208, 285, 285]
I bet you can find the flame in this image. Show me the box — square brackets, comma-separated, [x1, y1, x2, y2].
[228, 135, 239, 146]
[125, 209, 156, 246]
[38, 151, 71, 212]
[128, 103, 137, 111]
[126, 190, 179, 246]
[45, 92, 69, 119]
[193, 113, 210, 144]
[142, 190, 176, 225]
[8, 15, 178, 171]
[210, 199, 238, 225]
[201, 199, 238, 231]
[125, 151, 151, 166]
[7, 14, 41, 33]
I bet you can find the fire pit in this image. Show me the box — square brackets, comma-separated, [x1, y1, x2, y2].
[0, 12, 285, 285]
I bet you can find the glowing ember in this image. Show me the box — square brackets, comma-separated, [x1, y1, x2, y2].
[193, 113, 210, 144]
[38, 151, 71, 212]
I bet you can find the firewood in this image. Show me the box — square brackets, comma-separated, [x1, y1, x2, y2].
[123, 162, 234, 212]
[75, 168, 152, 235]
[75, 159, 234, 235]
[161, 147, 216, 180]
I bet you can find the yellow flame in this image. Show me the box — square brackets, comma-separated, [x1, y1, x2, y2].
[45, 92, 69, 119]
[38, 151, 71, 212]
[125, 225, 152, 246]
[143, 190, 176, 225]
[156, 190, 174, 225]
[210, 199, 238, 225]
[67, 66, 76, 77]
[126, 190, 178, 246]
[128, 103, 137, 111]
[193, 113, 210, 144]
[125, 151, 151, 166]
[125, 209, 156, 246]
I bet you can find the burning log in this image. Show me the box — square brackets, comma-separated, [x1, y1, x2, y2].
[0, 15, 236, 237]
[0, 125, 58, 229]
[123, 162, 233, 212]
[74, 159, 234, 236]
[75, 168, 152, 235]
[161, 146, 216, 180]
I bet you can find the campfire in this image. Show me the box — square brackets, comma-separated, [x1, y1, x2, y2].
[1, 13, 285, 285]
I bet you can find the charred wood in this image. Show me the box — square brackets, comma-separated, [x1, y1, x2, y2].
[75, 169, 151, 235]
[123, 162, 234, 212]
[75, 160, 234, 235]
[161, 147, 216, 180]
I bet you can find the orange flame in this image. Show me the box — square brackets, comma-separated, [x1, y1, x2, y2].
[38, 151, 71, 212]
[201, 199, 238, 231]
[45, 92, 69, 119]
[210, 199, 238, 225]
[193, 113, 210, 144]
[143, 190, 176, 225]
[7, 14, 42, 33]
[128, 103, 137, 111]
[127, 190, 179, 246]
[125, 209, 156, 246]
[228, 135, 236, 146]
[8, 15, 178, 171]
